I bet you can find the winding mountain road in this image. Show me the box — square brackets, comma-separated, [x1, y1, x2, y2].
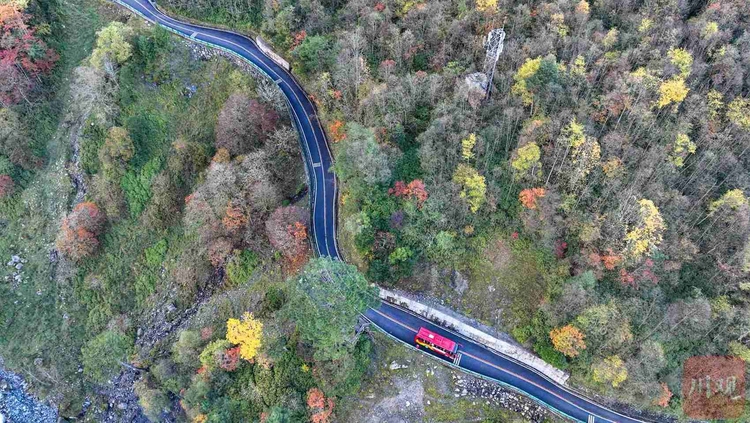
[111, 1, 654, 421]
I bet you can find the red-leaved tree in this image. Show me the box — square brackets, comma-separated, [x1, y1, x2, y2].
[389, 179, 428, 207]
[0, 4, 59, 105]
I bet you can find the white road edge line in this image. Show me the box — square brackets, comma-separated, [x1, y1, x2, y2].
[127, 0, 327, 257]
[117, 2, 653, 423]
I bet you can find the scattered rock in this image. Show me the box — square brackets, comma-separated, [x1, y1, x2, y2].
[0, 366, 57, 423]
[6, 254, 26, 288]
[450, 270, 469, 296]
[389, 361, 408, 370]
[361, 378, 425, 423]
[459, 72, 488, 110]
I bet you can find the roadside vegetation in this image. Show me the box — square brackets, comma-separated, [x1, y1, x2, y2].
[159, 0, 750, 418]
[1, 1, 372, 421]
[3, 0, 750, 421]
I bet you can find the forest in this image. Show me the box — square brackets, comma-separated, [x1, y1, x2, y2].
[0, 0, 749, 421]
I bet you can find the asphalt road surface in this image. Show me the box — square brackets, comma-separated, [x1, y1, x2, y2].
[111, 1, 654, 421]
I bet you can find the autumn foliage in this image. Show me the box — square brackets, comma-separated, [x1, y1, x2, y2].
[550, 325, 586, 358]
[265, 205, 310, 266]
[589, 249, 623, 270]
[226, 312, 263, 361]
[654, 382, 672, 407]
[222, 201, 248, 233]
[0, 3, 59, 105]
[216, 93, 279, 155]
[56, 202, 106, 261]
[389, 179, 428, 207]
[219, 346, 241, 371]
[519, 187, 546, 209]
[328, 120, 346, 143]
[207, 237, 233, 267]
[306, 388, 335, 423]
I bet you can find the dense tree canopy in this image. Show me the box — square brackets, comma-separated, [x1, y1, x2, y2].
[215, 93, 279, 155]
[286, 258, 378, 361]
[0, 2, 58, 105]
[5, 0, 750, 418]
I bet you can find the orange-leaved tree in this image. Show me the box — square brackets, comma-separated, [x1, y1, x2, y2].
[519, 187, 546, 209]
[266, 205, 310, 266]
[307, 388, 334, 423]
[328, 120, 346, 143]
[56, 202, 106, 261]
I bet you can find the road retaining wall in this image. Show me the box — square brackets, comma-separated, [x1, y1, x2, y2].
[256, 37, 290, 71]
[378, 288, 570, 385]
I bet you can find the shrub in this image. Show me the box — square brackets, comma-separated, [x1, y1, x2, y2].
[56, 202, 106, 261]
[225, 249, 259, 287]
[121, 156, 162, 217]
[0, 108, 40, 168]
[0, 174, 13, 199]
[134, 379, 170, 421]
[199, 339, 231, 371]
[81, 329, 133, 383]
[172, 330, 203, 366]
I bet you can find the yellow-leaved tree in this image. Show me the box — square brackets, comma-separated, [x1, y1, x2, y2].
[226, 312, 263, 361]
[667, 47, 693, 77]
[570, 55, 586, 77]
[701, 21, 718, 39]
[709, 189, 747, 214]
[90, 22, 134, 70]
[452, 164, 486, 213]
[475, 0, 497, 12]
[511, 143, 541, 179]
[592, 355, 628, 388]
[575, 0, 589, 16]
[707, 90, 724, 123]
[461, 133, 477, 161]
[624, 199, 665, 262]
[669, 133, 696, 167]
[656, 77, 689, 109]
[560, 119, 600, 188]
[727, 97, 750, 130]
[512, 57, 542, 106]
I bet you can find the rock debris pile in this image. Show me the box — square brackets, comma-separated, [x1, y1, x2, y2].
[452, 373, 550, 423]
[0, 366, 57, 423]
